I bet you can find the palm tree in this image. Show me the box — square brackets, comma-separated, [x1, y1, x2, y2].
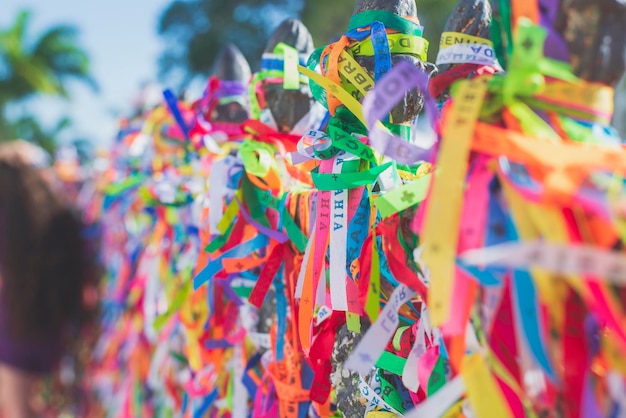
[0, 9, 96, 147]
[7, 116, 71, 154]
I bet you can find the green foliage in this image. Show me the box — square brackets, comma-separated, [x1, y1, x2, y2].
[0, 9, 96, 151]
[4, 116, 70, 154]
[158, 0, 303, 87]
[300, 1, 354, 45]
[0, 10, 96, 104]
[299, 0, 460, 61]
[158, 0, 461, 87]
[415, 0, 462, 62]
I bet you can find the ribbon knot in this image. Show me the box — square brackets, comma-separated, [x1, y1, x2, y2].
[483, 19, 581, 140]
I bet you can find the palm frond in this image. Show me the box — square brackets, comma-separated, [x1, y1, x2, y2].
[0, 8, 97, 102]
[3, 10, 32, 47]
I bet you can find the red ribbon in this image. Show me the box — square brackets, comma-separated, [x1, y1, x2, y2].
[377, 215, 428, 299]
[307, 311, 345, 403]
[429, 64, 497, 99]
[249, 243, 287, 309]
[242, 119, 303, 153]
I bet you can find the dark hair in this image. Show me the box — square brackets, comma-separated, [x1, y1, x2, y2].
[0, 141, 91, 339]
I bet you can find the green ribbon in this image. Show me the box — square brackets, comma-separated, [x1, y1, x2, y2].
[227, 367, 234, 411]
[241, 176, 270, 228]
[280, 204, 308, 252]
[378, 371, 407, 414]
[233, 286, 253, 298]
[557, 116, 603, 145]
[255, 188, 308, 252]
[328, 123, 378, 164]
[348, 10, 423, 37]
[137, 185, 194, 208]
[375, 173, 432, 218]
[309, 108, 371, 161]
[376, 351, 406, 376]
[273, 42, 300, 91]
[531, 101, 611, 125]
[255, 186, 281, 209]
[306, 46, 328, 108]
[311, 132, 339, 161]
[386, 123, 411, 142]
[308, 52, 418, 145]
[312, 162, 392, 190]
[205, 222, 235, 253]
[239, 139, 276, 178]
[103, 173, 144, 196]
[398, 211, 419, 258]
[427, 356, 448, 395]
[133, 380, 143, 417]
[481, 20, 579, 140]
[491, 0, 513, 70]
[335, 106, 369, 136]
[154, 280, 192, 332]
[248, 69, 295, 119]
[169, 350, 188, 365]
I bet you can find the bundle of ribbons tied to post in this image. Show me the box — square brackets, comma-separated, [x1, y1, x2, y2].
[90, 0, 626, 416]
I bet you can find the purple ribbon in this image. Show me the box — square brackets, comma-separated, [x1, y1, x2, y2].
[204, 80, 247, 101]
[236, 198, 289, 244]
[539, 0, 571, 63]
[215, 274, 244, 307]
[362, 61, 439, 165]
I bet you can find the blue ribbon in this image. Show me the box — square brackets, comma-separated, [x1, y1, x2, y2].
[465, 180, 556, 379]
[511, 268, 557, 380]
[193, 234, 269, 289]
[346, 188, 370, 280]
[457, 182, 510, 286]
[182, 393, 189, 415]
[457, 260, 502, 287]
[298, 361, 315, 418]
[242, 352, 263, 400]
[319, 111, 331, 131]
[262, 57, 287, 72]
[163, 88, 191, 140]
[504, 208, 557, 380]
[370, 22, 392, 83]
[498, 157, 612, 219]
[240, 270, 259, 282]
[206, 276, 215, 324]
[204, 338, 234, 350]
[275, 266, 287, 362]
[377, 236, 398, 287]
[261, 57, 308, 72]
[438, 333, 450, 360]
[390, 373, 415, 411]
[192, 389, 218, 418]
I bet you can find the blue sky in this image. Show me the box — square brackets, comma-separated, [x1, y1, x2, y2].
[2, 0, 172, 146]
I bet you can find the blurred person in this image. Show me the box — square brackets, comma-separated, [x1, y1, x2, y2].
[0, 140, 96, 417]
[54, 145, 85, 206]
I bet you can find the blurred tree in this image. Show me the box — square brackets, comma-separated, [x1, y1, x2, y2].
[158, 0, 303, 88]
[0, 9, 96, 150]
[300, 1, 354, 45]
[415, 0, 463, 62]
[4, 116, 71, 154]
[299, 0, 460, 61]
[70, 138, 96, 165]
[158, 0, 461, 87]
